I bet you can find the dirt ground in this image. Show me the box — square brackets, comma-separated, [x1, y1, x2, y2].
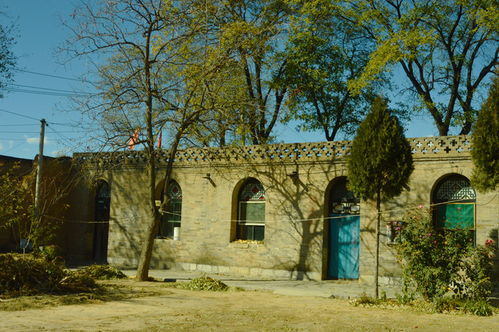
[0, 280, 497, 332]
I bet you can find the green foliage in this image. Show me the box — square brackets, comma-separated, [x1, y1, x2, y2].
[76, 265, 127, 280]
[0, 159, 74, 250]
[186, 0, 291, 145]
[175, 276, 228, 292]
[0, 163, 33, 244]
[350, 293, 381, 306]
[282, 0, 378, 141]
[461, 299, 494, 316]
[471, 76, 499, 192]
[0, 254, 98, 297]
[334, 0, 498, 135]
[396, 209, 495, 301]
[347, 97, 413, 201]
[431, 297, 494, 316]
[37, 245, 63, 263]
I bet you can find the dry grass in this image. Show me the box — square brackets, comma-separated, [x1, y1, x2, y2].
[0, 281, 161, 311]
[0, 279, 498, 331]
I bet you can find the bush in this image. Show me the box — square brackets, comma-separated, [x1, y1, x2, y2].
[431, 297, 494, 316]
[350, 293, 380, 306]
[0, 254, 98, 297]
[76, 265, 127, 280]
[461, 299, 494, 316]
[178, 276, 228, 291]
[58, 273, 98, 293]
[396, 209, 495, 302]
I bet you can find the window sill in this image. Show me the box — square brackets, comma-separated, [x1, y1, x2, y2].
[155, 237, 180, 241]
[229, 240, 264, 248]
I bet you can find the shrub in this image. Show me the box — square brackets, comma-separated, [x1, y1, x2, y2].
[178, 276, 228, 291]
[461, 299, 494, 316]
[58, 273, 98, 293]
[37, 245, 64, 263]
[350, 293, 380, 306]
[396, 208, 494, 301]
[76, 265, 127, 280]
[0, 254, 66, 296]
[431, 297, 494, 316]
[0, 254, 98, 297]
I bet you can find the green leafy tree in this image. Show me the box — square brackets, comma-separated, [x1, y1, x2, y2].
[471, 76, 498, 192]
[282, 0, 379, 141]
[189, 0, 291, 145]
[334, 0, 498, 135]
[348, 96, 413, 298]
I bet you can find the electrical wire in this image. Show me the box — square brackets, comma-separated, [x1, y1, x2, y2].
[5, 87, 92, 97]
[9, 83, 93, 95]
[14, 68, 95, 84]
[0, 123, 38, 127]
[0, 108, 40, 122]
[1, 130, 88, 134]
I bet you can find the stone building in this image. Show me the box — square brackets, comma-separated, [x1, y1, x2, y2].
[64, 135, 498, 283]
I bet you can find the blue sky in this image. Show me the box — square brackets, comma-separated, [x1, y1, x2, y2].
[0, 0, 438, 160]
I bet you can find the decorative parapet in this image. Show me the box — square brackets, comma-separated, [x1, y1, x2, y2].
[74, 135, 472, 168]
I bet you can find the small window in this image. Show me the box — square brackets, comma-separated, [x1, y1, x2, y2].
[237, 179, 265, 241]
[158, 180, 182, 238]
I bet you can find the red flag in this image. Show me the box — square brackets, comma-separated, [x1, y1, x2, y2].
[128, 129, 139, 150]
[157, 130, 162, 148]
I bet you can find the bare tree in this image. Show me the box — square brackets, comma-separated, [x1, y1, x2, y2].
[63, 0, 217, 280]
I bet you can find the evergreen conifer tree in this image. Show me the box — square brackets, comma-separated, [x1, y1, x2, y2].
[471, 77, 498, 192]
[348, 96, 414, 298]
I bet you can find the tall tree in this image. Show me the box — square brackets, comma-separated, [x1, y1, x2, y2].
[335, 0, 498, 135]
[0, 13, 16, 97]
[471, 76, 498, 192]
[348, 96, 413, 298]
[189, 0, 291, 145]
[282, 0, 379, 141]
[64, 0, 215, 280]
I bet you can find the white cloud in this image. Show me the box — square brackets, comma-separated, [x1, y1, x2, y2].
[26, 137, 39, 144]
[0, 142, 4, 151]
[51, 149, 69, 157]
[25, 136, 52, 145]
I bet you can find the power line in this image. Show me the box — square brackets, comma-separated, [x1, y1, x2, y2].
[5, 87, 92, 97]
[0, 123, 38, 127]
[48, 121, 82, 127]
[0, 108, 40, 121]
[1, 130, 88, 134]
[10, 83, 93, 95]
[14, 68, 94, 84]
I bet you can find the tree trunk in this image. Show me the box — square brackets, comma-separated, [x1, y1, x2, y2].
[136, 31, 156, 281]
[135, 208, 159, 281]
[374, 189, 381, 299]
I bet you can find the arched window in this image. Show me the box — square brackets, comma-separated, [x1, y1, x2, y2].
[432, 174, 476, 230]
[94, 180, 111, 221]
[329, 177, 360, 215]
[237, 179, 265, 241]
[159, 180, 182, 238]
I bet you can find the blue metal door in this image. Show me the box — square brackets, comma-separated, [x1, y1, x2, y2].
[328, 214, 360, 279]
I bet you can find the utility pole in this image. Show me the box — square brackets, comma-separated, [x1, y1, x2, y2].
[34, 118, 46, 219]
